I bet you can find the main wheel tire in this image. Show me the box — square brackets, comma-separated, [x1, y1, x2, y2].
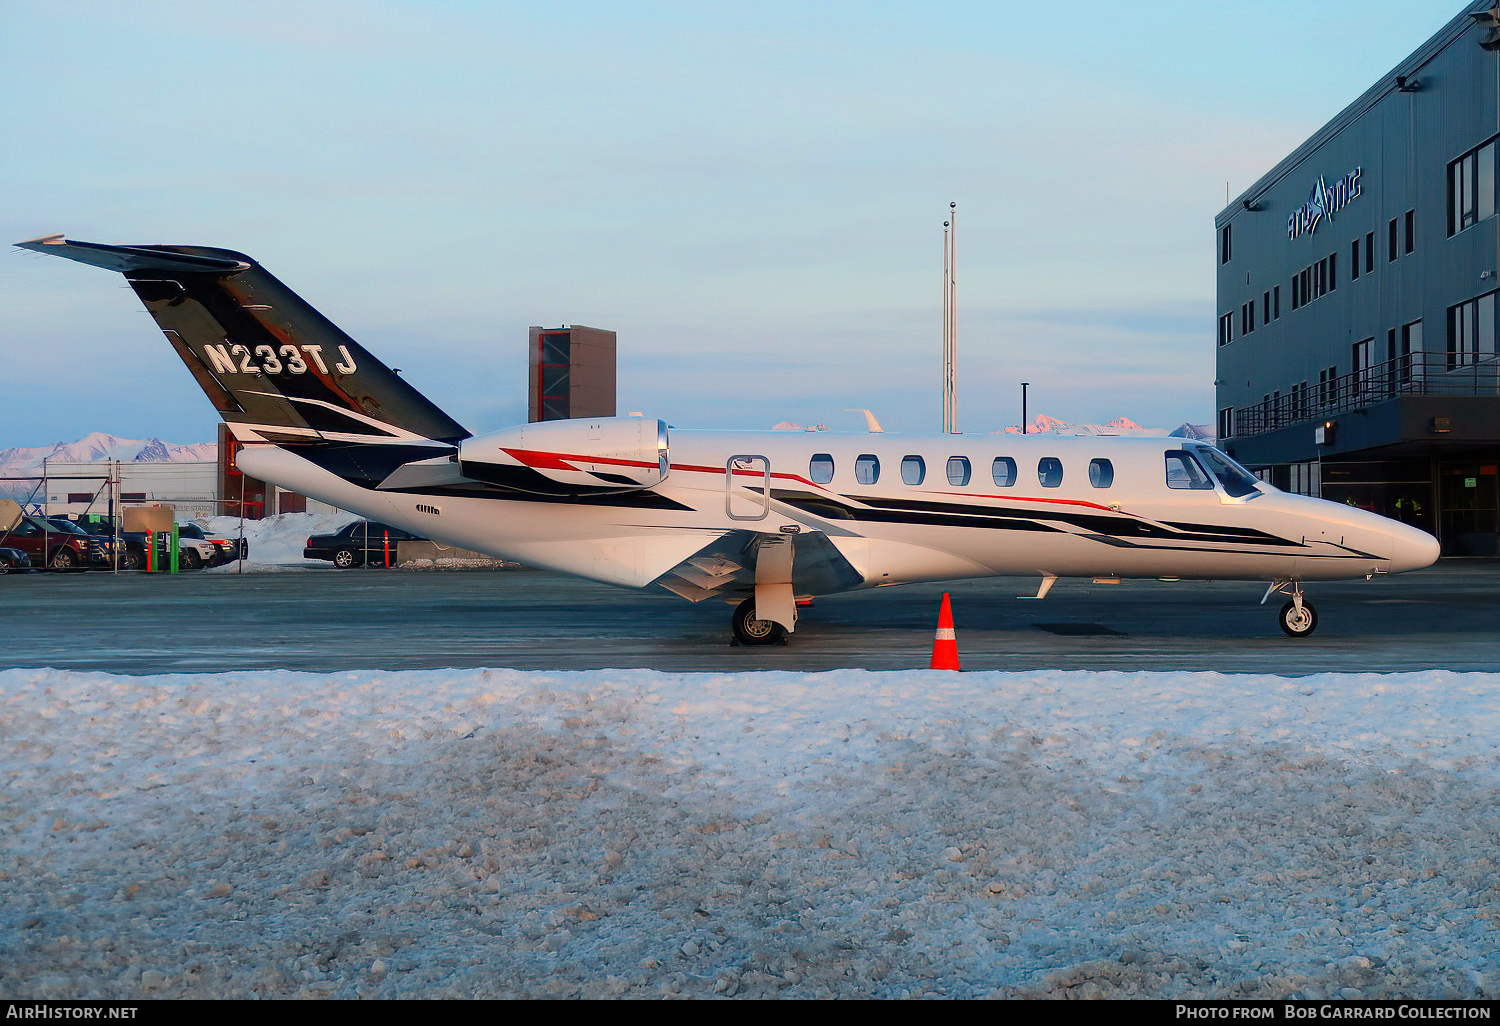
[733, 598, 787, 646]
[332, 547, 363, 569]
[1279, 599, 1318, 638]
[49, 548, 77, 571]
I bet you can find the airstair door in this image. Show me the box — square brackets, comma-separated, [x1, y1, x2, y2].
[726, 455, 770, 521]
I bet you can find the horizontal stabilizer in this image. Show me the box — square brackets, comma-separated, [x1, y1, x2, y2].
[16, 235, 250, 275]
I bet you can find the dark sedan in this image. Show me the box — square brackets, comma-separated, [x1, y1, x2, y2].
[303, 521, 426, 568]
[0, 547, 31, 573]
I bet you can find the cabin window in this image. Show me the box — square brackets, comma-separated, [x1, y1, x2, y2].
[809, 453, 834, 484]
[901, 455, 926, 486]
[1088, 458, 1114, 488]
[946, 456, 971, 486]
[1038, 457, 1063, 488]
[992, 457, 1017, 487]
[855, 454, 880, 485]
[1165, 450, 1214, 490]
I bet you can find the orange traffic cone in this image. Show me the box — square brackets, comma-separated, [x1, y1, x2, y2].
[930, 592, 960, 670]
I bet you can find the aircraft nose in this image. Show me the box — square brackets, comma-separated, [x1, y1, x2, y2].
[1389, 523, 1441, 573]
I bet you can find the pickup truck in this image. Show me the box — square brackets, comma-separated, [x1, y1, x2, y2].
[3, 515, 113, 570]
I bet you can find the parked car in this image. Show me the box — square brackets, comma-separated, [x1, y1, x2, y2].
[49, 516, 221, 570]
[48, 516, 142, 571]
[304, 521, 426, 568]
[0, 546, 32, 573]
[4, 515, 112, 570]
[140, 530, 217, 569]
[178, 522, 247, 564]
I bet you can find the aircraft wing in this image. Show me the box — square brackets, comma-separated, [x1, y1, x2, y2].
[651, 528, 863, 604]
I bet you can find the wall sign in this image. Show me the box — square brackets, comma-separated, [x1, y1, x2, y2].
[1287, 166, 1362, 240]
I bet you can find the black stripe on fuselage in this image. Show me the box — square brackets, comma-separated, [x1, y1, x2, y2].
[773, 490, 1297, 547]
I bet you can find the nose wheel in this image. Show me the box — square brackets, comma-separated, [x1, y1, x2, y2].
[1279, 598, 1318, 637]
[1265, 580, 1318, 638]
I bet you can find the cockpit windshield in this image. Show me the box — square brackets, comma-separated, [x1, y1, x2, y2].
[1195, 446, 1263, 498]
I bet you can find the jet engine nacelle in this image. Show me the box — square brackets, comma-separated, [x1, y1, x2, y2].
[458, 416, 670, 494]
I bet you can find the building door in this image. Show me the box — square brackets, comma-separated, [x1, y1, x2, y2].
[1438, 461, 1499, 556]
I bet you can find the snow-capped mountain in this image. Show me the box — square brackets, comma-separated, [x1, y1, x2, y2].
[0, 432, 216, 478]
[1168, 422, 1216, 442]
[999, 415, 1172, 437]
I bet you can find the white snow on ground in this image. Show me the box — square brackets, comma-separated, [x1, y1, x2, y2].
[3, 666, 1500, 999]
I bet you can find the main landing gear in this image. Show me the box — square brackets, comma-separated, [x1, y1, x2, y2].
[1264, 580, 1318, 638]
[731, 598, 787, 646]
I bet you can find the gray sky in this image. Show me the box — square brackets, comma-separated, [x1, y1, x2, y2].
[0, 0, 1466, 445]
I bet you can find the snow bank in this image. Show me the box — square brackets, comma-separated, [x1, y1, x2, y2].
[198, 511, 359, 570]
[3, 667, 1498, 999]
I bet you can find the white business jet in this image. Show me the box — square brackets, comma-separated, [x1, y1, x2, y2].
[17, 236, 1440, 644]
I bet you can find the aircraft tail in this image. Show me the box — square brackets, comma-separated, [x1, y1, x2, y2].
[15, 235, 470, 446]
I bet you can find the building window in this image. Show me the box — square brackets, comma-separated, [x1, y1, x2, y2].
[1365, 231, 1374, 273]
[1273, 285, 1280, 319]
[1088, 458, 1114, 488]
[1449, 137, 1497, 236]
[1263, 290, 1270, 324]
[1220, 224, 1232, 265]
[1388, 218, 1398, 262]
[1352, 238, 1360, 280]
[536, 330, 570, 420]
[1329, 252, 1337, 291]
[900, 455, 925, 486]
[1218, 407, 1234, 439]
[1447, 290, 1498, 369]
[1401, 320, 1423, 386]
[946, 457, 971, 487]
[855, 454, 880, 485]
[1218, 312, 1234, 347]
[1037, 457, 1063, 488]
[809, 454, 834, 484]
[1404, 209, 1415, 254]
[991, 457, 1017, 488]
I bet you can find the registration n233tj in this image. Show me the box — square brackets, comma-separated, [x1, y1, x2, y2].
[201, 343, 357, 376]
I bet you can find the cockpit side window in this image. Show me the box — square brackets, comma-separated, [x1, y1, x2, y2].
[1165, 450, 1214, 490]
[1195, 446, 1262, 498]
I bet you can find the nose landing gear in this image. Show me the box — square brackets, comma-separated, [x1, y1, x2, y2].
[1264, 580, 1318, 638]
